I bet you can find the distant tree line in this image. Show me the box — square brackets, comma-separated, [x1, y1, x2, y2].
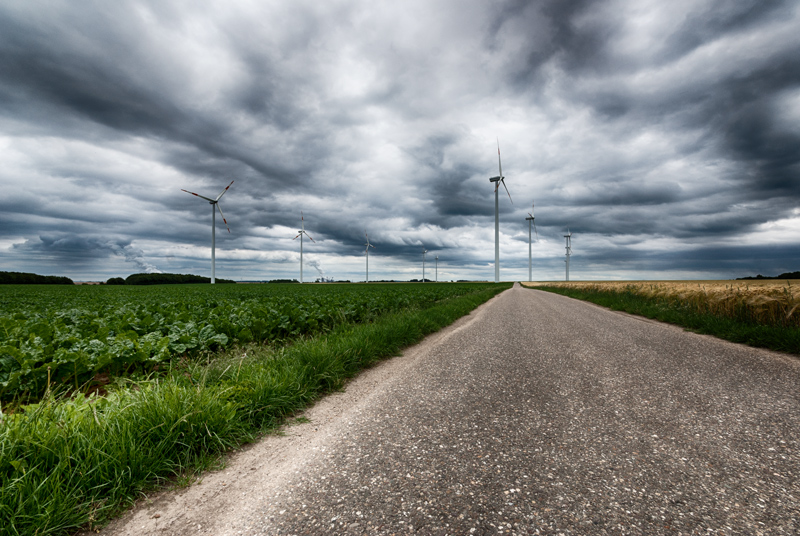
[737, 271, 800, 280]
[106, 273, 237, 285]
[0, 271, 74, 285]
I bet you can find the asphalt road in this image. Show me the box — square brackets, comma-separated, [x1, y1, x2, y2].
[107, 283, 800, 535]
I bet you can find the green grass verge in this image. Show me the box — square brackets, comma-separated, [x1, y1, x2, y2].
[529, 285, 800, 355]
[0, 283, 510, 536]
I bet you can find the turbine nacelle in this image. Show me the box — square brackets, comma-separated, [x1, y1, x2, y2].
[364, 231, 375, 254]
[489, 176, 512, 203]
[294, 211, 314, 242]
[491, 140, 513, 204]
[294, 231, 314, 242]
[565, 230, 573, 257]
[525, 202, 538, 239]
[180, 180, 235, 284]
[491, 139, 512, 283]
[182, 180, 233, 233]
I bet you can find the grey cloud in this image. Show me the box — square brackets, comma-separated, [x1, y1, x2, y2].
[13, 235, 161, 273]
[1, 0, 798, 281]
[662, 1, 791, 64]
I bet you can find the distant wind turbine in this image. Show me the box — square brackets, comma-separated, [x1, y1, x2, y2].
[564, 229, 572, 281]
[525, 202, 538, 282]
[293, 212, 314, 283]
[422, 248, 428, 283]
[435, 255, 439, 282]
[181, 180, 233, 285]
[364, 231, 375, 283]
[489, 139, 512, 283]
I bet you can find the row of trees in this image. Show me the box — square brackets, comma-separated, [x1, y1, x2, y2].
[107, 273, 237, 285]
[738, 271, 800, 280]
[0, 271, 74, 285]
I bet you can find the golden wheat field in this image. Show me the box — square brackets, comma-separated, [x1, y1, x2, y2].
[521, 280, 800, 327]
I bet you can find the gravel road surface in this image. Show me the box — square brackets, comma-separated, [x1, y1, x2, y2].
[102, 283, 800, 535]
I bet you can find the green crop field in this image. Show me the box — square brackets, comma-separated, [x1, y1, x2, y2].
[0, 283, 497, 404]
[0, 281, 511, 536]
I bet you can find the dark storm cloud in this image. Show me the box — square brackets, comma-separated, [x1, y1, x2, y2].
[488, 0, 603, 83]
[555, 180, 684, 208]
[573, 242, 800, 279]
[404, 131, 491, 224]
[723, 95, 800, 195]
[661, 1, 790, 63]
[13, 235, 161, 273]
[431, 165, 489, 219]
[1, 0, 798, 281]
[0, 2, 324, 195]
[0, 8, 190, 137]
[488, 0, 800, 251]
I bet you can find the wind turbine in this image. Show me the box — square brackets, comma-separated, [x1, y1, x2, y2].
[181, 180, 233, 284]
[364, 231, 375, 283]
[564, 229, 572, 281]
[422, 248, 428, 283]
[293, 212, 314, 283]
[525, 202, 538, 282]
[435, 255, 439, 282]
[489, 139, 512, 283]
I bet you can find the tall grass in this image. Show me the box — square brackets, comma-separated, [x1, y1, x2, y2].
[525, 281, 800, 354]
[0, 283, 510, 536]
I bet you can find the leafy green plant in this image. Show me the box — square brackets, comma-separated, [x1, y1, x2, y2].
[0, 282, 511, 536]
[0, 283, 496, 403]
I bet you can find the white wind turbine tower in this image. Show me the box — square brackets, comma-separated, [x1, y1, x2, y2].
[422, 248, 428, 283]
[293, 212, 314, 283]
[364, 231, 375, 283]
[564, 229, 572, 281]
[435, 255, 439, 282]
[489, 139, 513, 283]
[525, 202, 538, 282]
[181, 180, 233, 284]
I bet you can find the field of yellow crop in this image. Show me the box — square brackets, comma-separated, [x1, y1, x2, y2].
[522, 280, 800, 328]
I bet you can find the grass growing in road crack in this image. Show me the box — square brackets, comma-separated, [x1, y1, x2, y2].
[526, 282, 800, 355]
[0, 283, 510, 536]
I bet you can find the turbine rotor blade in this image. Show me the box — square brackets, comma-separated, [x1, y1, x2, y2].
[501, 178, 512, 204]
[215, 180, 234, 201]
[305, 232, 315, 242]
[217, 203, 231, 233]
[181, 189, 215, 203]
[533, 221, 539, 240]
[497, 138, 503, 178]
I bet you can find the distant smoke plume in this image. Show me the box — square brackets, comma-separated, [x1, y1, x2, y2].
[105, 241, 162, 273]
[307, 259, 324, 277]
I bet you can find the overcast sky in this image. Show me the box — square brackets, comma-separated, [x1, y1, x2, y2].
[1, 0, 799, 282]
